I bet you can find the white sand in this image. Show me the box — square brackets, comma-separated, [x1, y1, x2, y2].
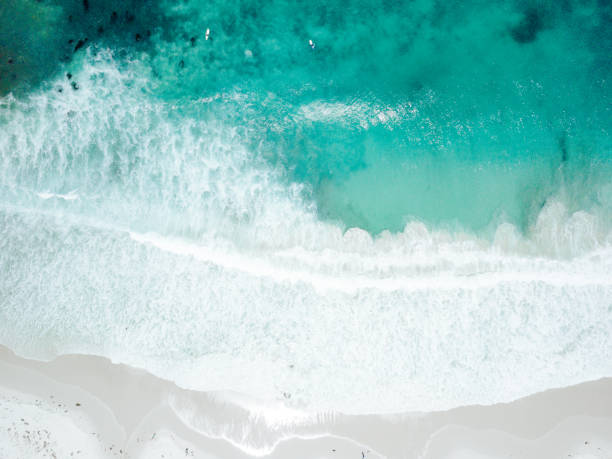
[0, 344, 611, 459]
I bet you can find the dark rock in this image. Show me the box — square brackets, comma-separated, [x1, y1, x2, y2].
[74, 38, 88, 53]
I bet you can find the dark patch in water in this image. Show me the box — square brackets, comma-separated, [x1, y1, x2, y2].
[510, 8, 543, 44]
[73, 38, 88, 53]
[558, 134, 568, 162]
[1, 0, 173, 95]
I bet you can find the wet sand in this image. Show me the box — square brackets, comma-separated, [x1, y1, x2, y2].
[0, 344, 611, 458]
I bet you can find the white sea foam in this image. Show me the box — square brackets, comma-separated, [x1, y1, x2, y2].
[0, 49, 611, 415]
[36, 190, 80, 201]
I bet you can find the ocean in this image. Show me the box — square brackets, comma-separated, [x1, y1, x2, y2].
[0, 0, 611, 413]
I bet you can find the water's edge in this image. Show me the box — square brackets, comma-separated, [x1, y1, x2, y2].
[1, 344, 611, 459]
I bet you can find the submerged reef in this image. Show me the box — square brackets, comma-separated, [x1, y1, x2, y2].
[0, 0, 165, 95]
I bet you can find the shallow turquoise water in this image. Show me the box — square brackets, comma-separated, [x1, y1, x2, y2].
[0, 1, 611, 414]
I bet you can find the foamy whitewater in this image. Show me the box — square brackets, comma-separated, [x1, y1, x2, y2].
[1, 0, 611, 416]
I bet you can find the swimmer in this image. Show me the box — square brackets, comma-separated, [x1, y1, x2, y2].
[205, 28, 211, 40]
[309, 39, 315, 49]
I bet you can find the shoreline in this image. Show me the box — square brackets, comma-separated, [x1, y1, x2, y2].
[1, 345, 611, 458]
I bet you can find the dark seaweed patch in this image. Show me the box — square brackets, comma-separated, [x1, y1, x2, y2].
[558, 134, 568, 162]
[511, 8, 543, 44]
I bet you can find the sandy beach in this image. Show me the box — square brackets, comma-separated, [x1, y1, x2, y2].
[1, 344, 611, 459]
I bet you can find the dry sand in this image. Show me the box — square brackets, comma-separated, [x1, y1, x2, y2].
[0, 344, 611, 458]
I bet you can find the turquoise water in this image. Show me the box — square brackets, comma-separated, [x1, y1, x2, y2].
[0, 0, 611, 413]
[2, 0, 611, 233]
